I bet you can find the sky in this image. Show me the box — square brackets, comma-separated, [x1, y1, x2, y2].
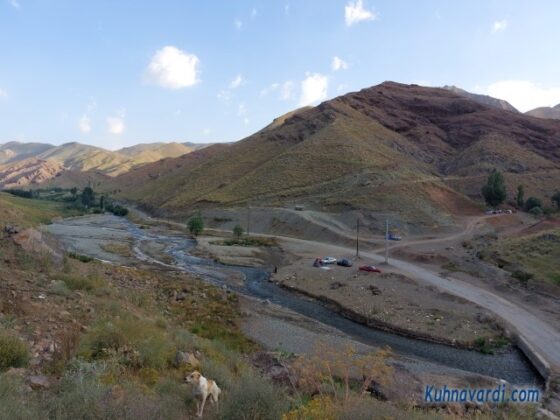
[1, 0, 560, 150]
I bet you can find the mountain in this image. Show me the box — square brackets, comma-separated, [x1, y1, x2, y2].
[0, 141, 200, 188]
[37, 142, 134, 176]
[113, 82, 560, 229]
[0, 141, 54, 164]
[525, 104, 560, 120]
[442, 85, 519, 113]
[0, 158, 64, 189]
[117, 142, 194, 165]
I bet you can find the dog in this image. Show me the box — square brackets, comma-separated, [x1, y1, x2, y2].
[184, 370, 221, 417]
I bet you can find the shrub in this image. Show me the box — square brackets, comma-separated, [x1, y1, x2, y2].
[528, 206, 543, 216]
[217, 371, 289, 420]
[59, 273, 105, 291]
[524, 196, 542, 212]
[187, 213, 204, 236]
[68, 252, 93, 263]
[0, 375, 40, 420]
[481, 169, 506, 207]
[0, 331, 29, 371]
[512, 270, 534, 286]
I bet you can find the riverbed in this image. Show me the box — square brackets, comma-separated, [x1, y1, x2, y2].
[45, 214, 542, 386]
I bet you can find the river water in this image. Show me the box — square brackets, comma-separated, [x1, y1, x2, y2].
[47, 215, 543, 386]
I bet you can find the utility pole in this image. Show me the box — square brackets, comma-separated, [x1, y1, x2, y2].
[385, 218, 389, 264]
[246, 203, 251, 236]
[356, 218, 360, 258]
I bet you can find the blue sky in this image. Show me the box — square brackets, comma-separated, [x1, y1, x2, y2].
[1, 0, 560, 149]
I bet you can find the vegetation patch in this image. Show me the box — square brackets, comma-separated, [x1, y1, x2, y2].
[0, 330, 29, 371]
[67, 252, 94, 263]
[212, 236, 278, 247]
[101, 242, 133, 257]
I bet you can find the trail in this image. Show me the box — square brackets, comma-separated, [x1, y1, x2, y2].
[128, 207, 560, 374]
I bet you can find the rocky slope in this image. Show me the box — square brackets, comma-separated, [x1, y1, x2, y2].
[442, 85, 519, 113]
[525, 103, 560, 120]
[112, 82, 560, 229]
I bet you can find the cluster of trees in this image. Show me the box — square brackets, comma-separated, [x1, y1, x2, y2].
[482, 169, 560, 215]
[3, 186, 129, 217]
[186, 213, 245, 241]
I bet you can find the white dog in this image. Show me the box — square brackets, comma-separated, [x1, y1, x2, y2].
[184, 370, 221, 417]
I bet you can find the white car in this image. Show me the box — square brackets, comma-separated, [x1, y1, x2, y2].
[321, 257, 337, 264]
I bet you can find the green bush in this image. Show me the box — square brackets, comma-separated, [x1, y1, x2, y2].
[0, 331, 29, 372]
[59, 273, 105, 291]
[80, 318, 175, 370]
[512, 270, 534, 286]
[0, 375, 40, 420]
[68, 252, 93, 263]
[217, 371, 289, 420]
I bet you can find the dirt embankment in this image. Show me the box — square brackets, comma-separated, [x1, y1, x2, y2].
[274, 265, 507, 350]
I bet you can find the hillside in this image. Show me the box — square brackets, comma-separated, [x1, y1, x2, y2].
[442, 85, 519, 113]
[113, 82, 560, 230]
[0, 141, 201, 188]
[526, 104, 560, 120]
[0, 141, 54, 164]
[117, 142, 194, 165]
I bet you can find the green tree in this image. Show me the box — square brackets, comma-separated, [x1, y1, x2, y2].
[551, 191, 560, 210]
[81, 187, 95, 208]
[70, 187, 78, 198]
[99, 195, 105, 211]
[233, 224, 244, 240]
[187, 213, 204, 237]
[481, 169, 507, 208]
[515, 185, 525, 208]
[524, 196, 542, 212]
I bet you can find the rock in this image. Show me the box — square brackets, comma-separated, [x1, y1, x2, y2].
[174, 351, 200, 368]
[28, 375, 50, 390]
[175, 292, 187, 301]
[329, 281, 345, 290]
[5, 367, 26, 377]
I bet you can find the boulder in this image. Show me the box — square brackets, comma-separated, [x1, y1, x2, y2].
[174, 351, 200, 368]
[28, 375, 50, 390]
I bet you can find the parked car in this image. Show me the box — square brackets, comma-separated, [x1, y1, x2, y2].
[337, 258, 353, 267]
[321, 257, 337, 264]
[359, 265, 382, 273]
[387, 233, 402, 241]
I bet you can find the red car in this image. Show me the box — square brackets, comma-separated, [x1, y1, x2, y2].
[359, 265, 382, 273]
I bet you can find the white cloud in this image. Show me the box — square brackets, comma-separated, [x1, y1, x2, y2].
[217, 89, 231, 103]
[145, 46, 199, 89]
[251, 8, 257, 18]
[237, 103, 247, 116]
[235, 19, 243, 29]
[492, 19, 508, 33]
[479, 80, 560, 112]
[331, 56, 348, 71]
[243, 117, 250, 125]
[107, 109, 126, 135]
[285, 4, 290, 15]
[280, 81, 295, 101]
[260, 82, 280, 96]
[202, 128, 211, 136]
[10, 0, 20, 9]
[337, 84, 349, 93]
[0, 88, 8, 99]
[229, 74, 244, 89]
[78, 115, 91, 133]
[299, 73, 328, 106]
[345, 0, 376, 26]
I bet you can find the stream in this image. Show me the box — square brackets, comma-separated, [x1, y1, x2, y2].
[49, 215, 543, 386]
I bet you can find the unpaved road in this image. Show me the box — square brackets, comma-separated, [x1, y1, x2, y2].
[128, 207, 560, 373]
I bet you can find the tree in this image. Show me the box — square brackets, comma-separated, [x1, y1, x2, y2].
[233, 224, 244, 240]
[481, 169, 507, 208]
[187, 213, 204, 237]
[524, 196, 542, 212]
[99, 195, 105, 211]
[551, 191, 560, 210]
[70, 187, 78, 198]
[515, 185, 525, 208]
[81, 187, 94, 208]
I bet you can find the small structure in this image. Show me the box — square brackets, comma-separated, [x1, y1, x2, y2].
[294, 205, 305, 211]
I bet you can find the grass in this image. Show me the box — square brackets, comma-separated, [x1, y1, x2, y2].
[59, 272, 105, 291]
[101, 242, 133, 257]
[0, 330, 29, 372]
[0, 192, 79, 227]
[212, 236, 278, 247]
[486, 228, 560, 287]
